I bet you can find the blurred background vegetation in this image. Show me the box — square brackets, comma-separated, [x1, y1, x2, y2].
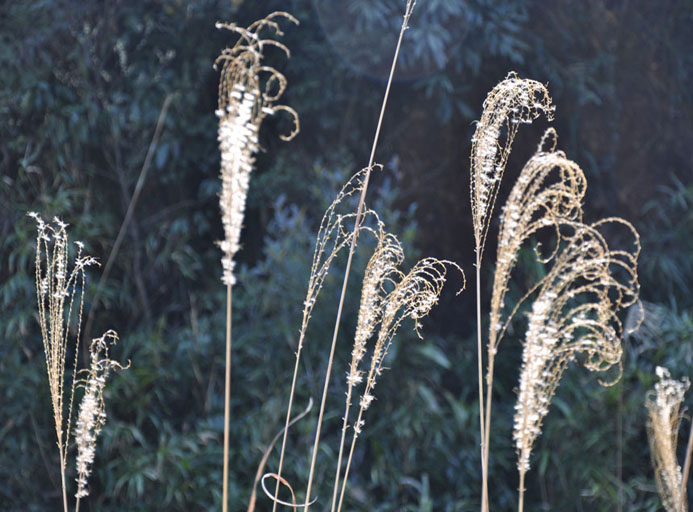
[1, 0, 692, 510]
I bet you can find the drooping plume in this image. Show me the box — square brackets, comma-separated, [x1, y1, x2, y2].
[347, 227, 404, 389]
[489, 129, 586, 353]
[470, 72, 554, 260]
[336, 255, 464, 511]
[215, 12, 300, 285]
[646, 366, 690, 512]
[513, 219, 640, 480]
[332, 224, 405, 510]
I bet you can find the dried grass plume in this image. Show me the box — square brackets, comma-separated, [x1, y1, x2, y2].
[647, 366, 690, 512]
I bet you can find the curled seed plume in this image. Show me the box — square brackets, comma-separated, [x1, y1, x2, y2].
[358, 257, 464, 417]
[647, 366, 690, 512]
[470, 72, 554, 260]
[215, 12, 300, 286]
[513, 219, 640, 483]
[74, 330, 128, 500]
[337, 255, 464, 510]
[29, 212, 98, 474]
[489, 129, 587, 354]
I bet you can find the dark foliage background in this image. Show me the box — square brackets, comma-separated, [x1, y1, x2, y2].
[1, 0, 692, 510]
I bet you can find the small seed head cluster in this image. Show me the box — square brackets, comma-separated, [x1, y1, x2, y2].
[75, 330, 127, 499]
[215, 12, 299, 286]
[513, 219, 640, 475]
[646, 366, 690, 512]
[470, 72, 554, 258]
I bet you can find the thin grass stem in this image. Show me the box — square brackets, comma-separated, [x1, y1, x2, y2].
[331, 381, 355, 511]
[476, 257, 488, 512]
[60, 452, 68, 512]
[681, 421, 693, 512]
[223, 282, 232, 512]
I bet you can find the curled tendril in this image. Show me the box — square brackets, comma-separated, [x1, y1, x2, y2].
[215, 11, 300, 138]
[260, 473, 317, 510]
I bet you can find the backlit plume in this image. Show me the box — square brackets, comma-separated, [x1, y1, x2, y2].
[75, 330, 128, 500]
[513, 219, 640, 487]
[470, 72, 554, 259]
[489, 129, 586, 355]
[215, 12, 300, 285]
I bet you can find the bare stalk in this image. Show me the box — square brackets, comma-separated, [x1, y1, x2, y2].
[223, 283, 232, 512]
[680, 420, 693, 511]
[518, 468, 526, 512]
[476, 257, 488, 512]
[331, 381, 355, 511]
[60, 456, 68, 512]
[302, 2, 417, 510]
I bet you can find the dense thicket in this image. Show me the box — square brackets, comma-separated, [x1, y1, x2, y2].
[1, 1, 691, 510]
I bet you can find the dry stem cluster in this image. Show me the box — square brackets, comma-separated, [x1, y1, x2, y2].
[30, 213, 125, 511]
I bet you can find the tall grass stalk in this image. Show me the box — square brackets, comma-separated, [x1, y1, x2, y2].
[468, 73, 554, 511]
[514, 219, 640, 511]
[30, 213, 95, 511]
[213, 13, 299, 511]
[300, 2, 417, 510]
[331, 227, 403, 511]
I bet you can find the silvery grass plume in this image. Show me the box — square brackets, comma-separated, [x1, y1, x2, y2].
[74, 330, 127, 512]
[266, 167, 382, 509]
[470, 72, 553, 512]
[646, 366, 690, 512]
[332, 225, 404, 510]
[513, 219, 641, 512]
[215, 11, 299, 285]
[470, 72, 555, 259]
[481, 129, 587, 476]
[29, 212, 97, 511]
[489, 129, 587, 351]
[336, 255, 464, 511]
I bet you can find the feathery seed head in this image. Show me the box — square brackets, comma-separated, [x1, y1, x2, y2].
[31, 213, 98, 454]
[353, 257, 464, 434]
[75, 330, 128, 499]
[489, 134, 587, 352]
[513, 219, 640, 476]
[470, 72, 554, 259]
[215, 12, 300, 286]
